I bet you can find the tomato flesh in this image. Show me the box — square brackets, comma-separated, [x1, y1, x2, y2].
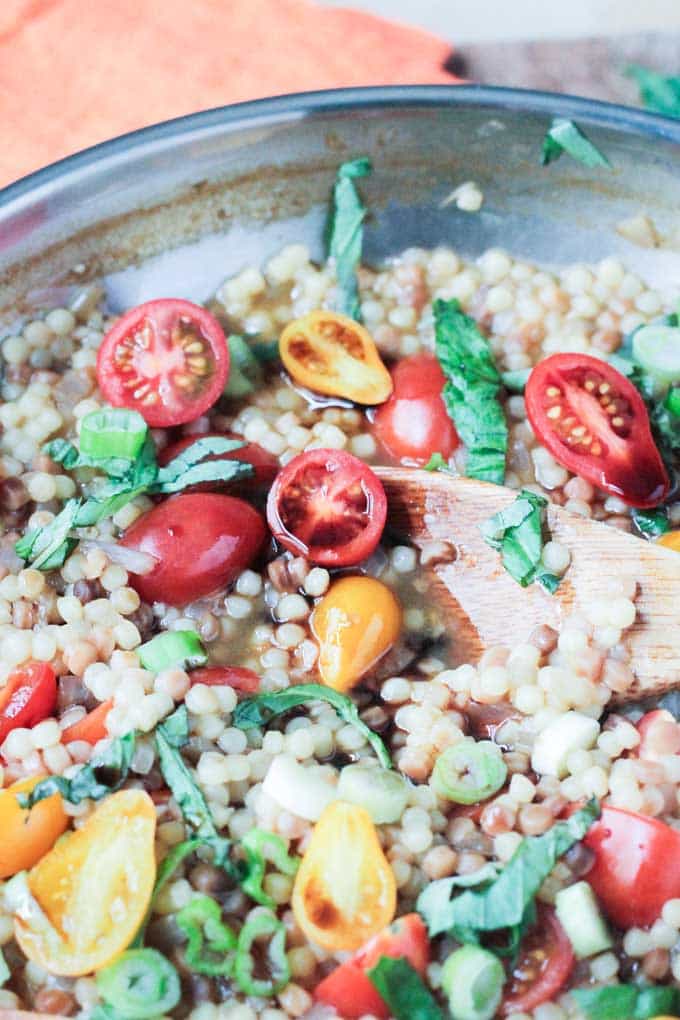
[0, 663, 57, 747]
[158, 432, 278, 491]
[121, 492, 266, 606]
[97, 299, 229, 427]
[525, 353, 669, 507]
[267, 449, 387, 567]
[372, 353, 459, 466]
[584, 805, 680, 928]
[636, 709, 680, 761]
[501, 906, 574, 1015]
[189, 665, 260, 694]
[61, 700, 112, 745]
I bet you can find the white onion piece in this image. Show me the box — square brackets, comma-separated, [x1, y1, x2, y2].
[262, 754, 336, 821]
[337, 764, 409, 824]
[80, 539, 157, 575]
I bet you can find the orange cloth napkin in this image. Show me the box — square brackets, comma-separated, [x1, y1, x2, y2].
[0, 0, 457, 188]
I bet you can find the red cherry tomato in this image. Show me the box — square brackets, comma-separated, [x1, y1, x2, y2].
[525, 353, 669, 508]
[61, 699, 112, 745]
[372, 353, 459, 466]
[315, 913, 429, 1020]
[267, 449, 387, 567]
[584, 806, 680, 928]
[121, 493, 266, 607]
[636, 709, 680, 761]
[0, 663, 57, 746]
[189, 666, 260, 695]
[97, 299, 229, 427]
[158, 432, 278, 492]
[501, 906, 574, 1016]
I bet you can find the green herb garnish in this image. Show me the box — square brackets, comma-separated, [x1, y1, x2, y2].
[233, 683, 391, 768]
[434, 299, 508, 484]
[367, 957, 444, 1020]
[224, 335, 264, 398]
[572, 982, 680, 1020]
[631, 506, 670, 538]
[627, 64, 680, 119]
[155, 706, 217, 837]
[423, 452, 453, 473]
[18, 731, 136, 808]
[326, 157, 372, 321]
[480, 489, 562, 593]
[541, 118, 611, 168]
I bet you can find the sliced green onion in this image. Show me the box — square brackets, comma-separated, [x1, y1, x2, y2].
[96, 948, 180, 1019]
[138, 630, 207, 672]
[666, 386, 680, 417]
[632, 324, 680, 385]
[80, 408, 148, 460]
[336, 764, 410, 823]
[431, 740, 507, 804]
[241, 828, 299, 908]
[224, 335, 264, 398]
[441, 945, 504, 1020]
[233, 910, 290, 997]
[176, 895, 236, 976]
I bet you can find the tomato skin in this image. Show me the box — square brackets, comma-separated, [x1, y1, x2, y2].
[61, 700, 112, 745]
[658, 529, 680, 552]
[0, 663, 57, 747]
[267, 449, 387, 567]
[0, 777, 68, 879]
[315, 962, 389, 1019]
[501, 906, 574, 1016]
[355, 914, 429, 973]
[97, 299, 229, 428]
[121, 493, 267, 606]
[525, 353, 669, 508]
[372, 353, 459, 466]
[158, 432, 278, 491]
[189, 666, 260, 694]
[584, 806, 680, 928]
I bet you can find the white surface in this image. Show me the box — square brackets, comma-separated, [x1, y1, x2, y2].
[318, 0, 680, 43]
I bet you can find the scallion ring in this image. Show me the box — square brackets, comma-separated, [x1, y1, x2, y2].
[96, 948, 180, 1019]
[241, 829, 299, 908]
[431, 740, 507, 805]
[79, 408, 148, 460]
[138, 630, 207, 673]
[441, 945, 505, 1020]
[233, 910, 290, 997]
[176, 895, 236, 976]
[632, 324, 680, 385]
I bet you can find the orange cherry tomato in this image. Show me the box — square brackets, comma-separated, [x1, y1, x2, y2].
[13, 789, 156, 975]
[61, 700, 113, 745]
[292, 801, 396, 952]
[658, 529, 680, 552]
[280, 310, 392, 404]
[311, 576, 401, 692]
[0, 777, 68, 879]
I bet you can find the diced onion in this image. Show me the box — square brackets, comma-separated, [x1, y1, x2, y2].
[336, 764, 409, 824]
[262, 755, 336, 821]
[80, 539, 157, 575]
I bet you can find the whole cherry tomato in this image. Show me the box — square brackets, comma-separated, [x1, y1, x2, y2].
[158, 432, 278, 492]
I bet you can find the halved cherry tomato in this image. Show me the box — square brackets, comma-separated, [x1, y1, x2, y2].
[267, 449, 387, 567]
[280, 310, 392, 405]
[292, 802, 396, 951]
[0, 777, 68, 879]
[315, 914, 429, 1020]
[13, 789, 156, 975]
[158, 432, 278, 491]
[584, 806, 680, 928]
[372, 353, 459, 466]
[311, 576, 401, 692]
[0, 663, 57, 747]
[121, 492, 266, 606]
[525, 353, 669, 507]
[501, 906, 574, 1016]
[658, 529, 680, 552]
[61, 699, 113, 745]
[189, 665, 260, 694]
[636, 709, 680, 761]
[96, 299, 229, 427]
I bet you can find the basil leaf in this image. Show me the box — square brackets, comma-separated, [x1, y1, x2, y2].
[627, 64, 680, 119]
[233, 683, 391, 769]
[481, 489, 562, 593]
[19, 732, 136, 808]
[434, 299, 507, 484]
[423, 452, 453, 473]
[152, 458, 253, 494]
[250, 338, 280, 363]
[224, 335, 264, 398]
[541, 118, 611, 168]
[572, 983, 680, 1020]
[156, 707, 216, 837]
[15, 498, 81, 569]
[154, 436, 246, 483]
[44, 438, 137, 479]
[367, 957, 443, 1020]
[418, 800, 599, 941]
[326, 157, 372, 321]
[632, 506, 670, 537]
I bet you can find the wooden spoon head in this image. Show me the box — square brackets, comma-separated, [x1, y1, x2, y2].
[375, 467, 680, 701]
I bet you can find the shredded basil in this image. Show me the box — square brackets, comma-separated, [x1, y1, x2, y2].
[572, 983, 680, 1020]
[326, 157, 372, 321]
[423, 452, 453, 473]
[417, 800, 599, 951]
[541, 118, 611, 168]
[155, 707, 217, 837]
[480, 489, 562, 593]
[631, 506, 670, 538]
[18, 731, 136, 808]
[224, 335, 264, 398]
[434, 299, 508, 484]
[367, 957, 443, 1020]
[233, 683, 391, 768]
[626, 64, 680, 119]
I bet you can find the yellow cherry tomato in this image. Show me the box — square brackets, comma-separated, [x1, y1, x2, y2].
[657, 529, 680, 552]
[280, 310, 392, 405]
[292, 801, 396, 951]
[311, 576, 401, 693]
[13, 789, 156, 975]
[0, 777, 68, 879]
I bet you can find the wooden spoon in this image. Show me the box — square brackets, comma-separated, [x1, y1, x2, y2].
[375, 467, 680, 701]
